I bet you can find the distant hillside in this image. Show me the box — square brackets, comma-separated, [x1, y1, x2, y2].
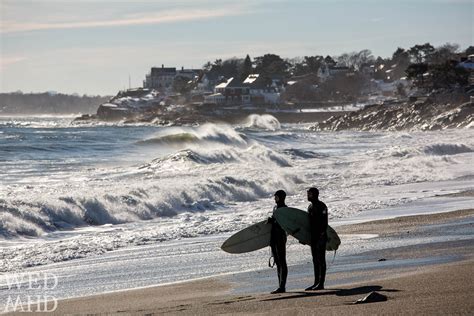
[0, 93, 110, 115]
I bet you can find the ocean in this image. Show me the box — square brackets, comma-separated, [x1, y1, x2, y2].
[0, 114, 473, 300]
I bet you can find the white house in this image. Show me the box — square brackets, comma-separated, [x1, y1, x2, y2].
[143, 65, 200, 93]
[317, 64, 351, 82]
[244, 74, 280, 105]
[143, 65, 177, 91]
[204, 93, 225, 105]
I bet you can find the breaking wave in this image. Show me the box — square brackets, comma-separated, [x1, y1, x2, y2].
[244, 114, 281, 131]
[2, 118, 473, 272]
[422, 143, 473, 156]
[0, 127, 295, 241]
[143, 145, 291, 168]
[282, 148, 328, 159]
[388, 143, 473, 158]
[137, 124, 247, 146]
[0, 171, 297, 240]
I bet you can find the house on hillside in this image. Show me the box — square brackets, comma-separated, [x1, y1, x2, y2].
[213, 77, 250, 105]
[360, 64, 376, 78]
[244, 74, 281, 105]
[143, 65, 200, 93]
[204, 74, 281, 106]
[176, 67, 201, 80]
[317, 64, 351, 82]
[283, 73, 320, 102]
[203, 92, 225, 105]
[196, 72, 224, 92]
[143, 65, 177, 91]
[457, 54, 474, 86]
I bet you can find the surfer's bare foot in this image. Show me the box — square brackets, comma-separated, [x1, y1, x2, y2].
[271, 287, 285, 294]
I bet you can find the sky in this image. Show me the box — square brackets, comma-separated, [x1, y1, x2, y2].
[1, 0, 472, 95]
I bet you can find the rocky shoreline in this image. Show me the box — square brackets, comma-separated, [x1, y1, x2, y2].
[73, 88, 474, 130]
[74, 105, 345, 125]
[72, 88, 348, 125]
[311, 98, 473, 131]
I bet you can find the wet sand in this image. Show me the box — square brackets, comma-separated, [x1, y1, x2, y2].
[14, 209, 474, 315]
[337, 208, 474, 236]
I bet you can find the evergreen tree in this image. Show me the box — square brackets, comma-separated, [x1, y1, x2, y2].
[254, 54, 290, 77]
[465, 46, 474, 56]
[408, 43, 435, 63]
[324, 55, 337, 67]
[240, 54, 253, 80]
[304, 55, 324, 73]
[406, 63, 429, 86]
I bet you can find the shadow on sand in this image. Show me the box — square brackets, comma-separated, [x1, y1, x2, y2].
[259, 285, 399, 302]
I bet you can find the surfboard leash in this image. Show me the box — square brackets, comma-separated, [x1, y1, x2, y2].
[326, 250, 337, 270]
[268, 247, 276, 268]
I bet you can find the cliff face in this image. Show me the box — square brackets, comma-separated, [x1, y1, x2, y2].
[311, 100, 474, 131]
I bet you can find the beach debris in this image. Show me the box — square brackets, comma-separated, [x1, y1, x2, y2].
[354, 291, 387, 304]
[378, 258, 387, 262]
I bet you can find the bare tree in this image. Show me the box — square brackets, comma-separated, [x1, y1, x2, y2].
[428, 43, 460, 64]
[336, 50, 374, 70]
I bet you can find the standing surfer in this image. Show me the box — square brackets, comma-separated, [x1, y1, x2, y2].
[306, 187, 328, 291]
[268, 190, 288, 294]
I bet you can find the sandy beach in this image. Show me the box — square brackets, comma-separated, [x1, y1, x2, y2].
[47, 260, 474, 315]
[28, 208, 473, 316]
[3, 2, 474, 316]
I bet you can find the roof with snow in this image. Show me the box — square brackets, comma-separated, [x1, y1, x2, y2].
[215, 77, 234, 89]
[243, 74, 260, 84]
[101, 103, 118, 108]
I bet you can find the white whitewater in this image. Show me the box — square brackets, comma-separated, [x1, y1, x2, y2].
[0, 115, 473, 274]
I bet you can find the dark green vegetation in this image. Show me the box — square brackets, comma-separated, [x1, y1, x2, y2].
[202, 43, 473, 102]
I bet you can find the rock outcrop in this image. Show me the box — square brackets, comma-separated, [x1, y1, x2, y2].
[95, 88, 163, 120]
[311, 99, 473, 131]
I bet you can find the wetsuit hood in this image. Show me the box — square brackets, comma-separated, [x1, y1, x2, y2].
[274, 190, 287, 208]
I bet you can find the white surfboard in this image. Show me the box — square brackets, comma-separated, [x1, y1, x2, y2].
[221, 220, 272, 254]
[274, 207, 341, 251]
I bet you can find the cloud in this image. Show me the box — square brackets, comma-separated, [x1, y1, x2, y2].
[0, 56, 27, 70]
[1, 6, 249, 34]
[370, 17, 384, 23]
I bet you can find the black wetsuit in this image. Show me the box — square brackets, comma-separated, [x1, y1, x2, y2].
[308, 200, 328, 287]
[270, 203, 288, 290]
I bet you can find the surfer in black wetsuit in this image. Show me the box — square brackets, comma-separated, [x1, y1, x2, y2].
[268, 189, 288, 294]
[306, 187, 328, 291]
